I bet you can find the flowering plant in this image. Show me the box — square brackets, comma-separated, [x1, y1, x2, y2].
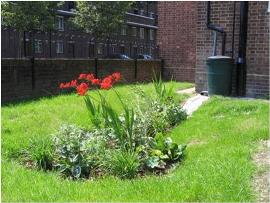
[59, 72, 121, 96]
[59, 72, 137, 151]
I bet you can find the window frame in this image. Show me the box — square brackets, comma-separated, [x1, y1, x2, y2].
[34, 39, 42, 54]
[97, 43, 103, 55]
[150, 29, 154, 41]
[57, 16, 64, 31]
[140, 28, 144, 39]
[131, 27, 137, 37]
[56, 40, 64, 54]
[121, 25, 127, 36]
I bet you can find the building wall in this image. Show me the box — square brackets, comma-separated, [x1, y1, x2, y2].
[1, 58, 162, 103]
[196, 1, 269, 98]
[157, 1, 197, 82]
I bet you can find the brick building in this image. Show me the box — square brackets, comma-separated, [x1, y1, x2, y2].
[1, 1, 158, 59]
[157, 2, 197, 82]
[196, 1, 269, 98]
[157, 1, 269, 98]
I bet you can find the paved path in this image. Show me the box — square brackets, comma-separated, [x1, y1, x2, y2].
[177, 87, 195, 94]
[177, 88, 209, 116]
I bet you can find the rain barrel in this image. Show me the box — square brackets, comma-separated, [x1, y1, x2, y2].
[207, 56, 234, 96]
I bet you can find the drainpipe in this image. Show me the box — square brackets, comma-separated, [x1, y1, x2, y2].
[236, 2, 249, 96]
[206, 1, 227, 55]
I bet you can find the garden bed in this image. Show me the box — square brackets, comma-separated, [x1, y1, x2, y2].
[2, 82, 268, 202]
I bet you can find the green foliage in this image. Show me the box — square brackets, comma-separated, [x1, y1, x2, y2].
[106, 150, 140, 179]
[84, 96, 102, 128]
[72, 1, 133, 37]
[18, 81, 188, 180]
[153, 75, 174, 103]
[144, 133, 186, 170]
[1, 1, 60, 31]
[21, 136, 53, 171]
[53, 124, 107, 179]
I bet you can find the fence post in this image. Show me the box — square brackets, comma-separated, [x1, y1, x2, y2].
[94, 57, 98, 78]
[31, 57, 35, 90]
[134, 58, 137, 80]
[161, 59, 165, 79]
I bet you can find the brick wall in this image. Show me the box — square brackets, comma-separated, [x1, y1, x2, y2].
[196, 1, 269, 98]
[157, 1, 197, 82]
[1, 58, 161, 103]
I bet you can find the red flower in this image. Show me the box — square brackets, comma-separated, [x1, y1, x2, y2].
[76, 82, 89, 96]
[112, 72, 121, 82]
[100, 81, 112, 90]
[92, 78, 101, 85]
[70, 80, 78, 87]
[100, 76, 113, 90]
[78, 73, 87, 80]
[86, 74, 95, 81]
[102, 75, 113, 84]
[59, 83, 65, 89]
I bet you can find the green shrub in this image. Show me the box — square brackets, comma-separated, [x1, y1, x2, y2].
[22, 136, 53, 171]
[106, 150, 140, 179]
[53, 124, 107, 179]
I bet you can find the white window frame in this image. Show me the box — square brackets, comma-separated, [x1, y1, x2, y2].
[56, 40, 64, 54]
[57, 16, 64, 31]
[121, 25, 127, 36]
[140, 28, 144, 39]
[132, 27, 137, 37]
[34, 39, 42, 53]
[97, 43, 103, 55]
[150, 29, 154, 41]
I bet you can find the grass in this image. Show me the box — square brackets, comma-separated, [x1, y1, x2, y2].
[2, 82, 269, 202]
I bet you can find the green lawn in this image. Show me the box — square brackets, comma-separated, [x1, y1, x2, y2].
[2, 82, 269, 202]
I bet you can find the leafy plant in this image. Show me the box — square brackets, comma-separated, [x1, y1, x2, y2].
[22, 136, 53, 171]
[106, 150, 140, 179]
[53, 124, 106, 179]
[153, 74, 174, 103]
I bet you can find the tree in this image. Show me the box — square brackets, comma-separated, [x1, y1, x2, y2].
[1, 1, 61, 57]
[72, 1, 134, 56]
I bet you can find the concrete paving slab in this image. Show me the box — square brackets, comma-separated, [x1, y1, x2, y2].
[177, 87, 195, 94]
[182, 94, 209, 116]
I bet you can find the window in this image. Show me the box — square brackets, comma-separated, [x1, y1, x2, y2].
[150, 29, 154, 41]
[134, 9, 139, 14]
[120, 45, 125, 54]
[34, 39, 42, 53]
[97, 43, 103, 55]
[68, 2, 75, 10]
[149, 12, 155, 18]
[149, 47, 153, 56]
[112, 46, 116, 54]
[139, 9, 144, 16]
[56, 41, 64, 54]
[133, 46, 137, 57]
[140, 28, 144, 39]
[131, 27, 137, 37]
[121, 25, 127, 36]
[57, 16, 64, 31]
[139, 46, 143, 54]
[268, 1, 270, 12]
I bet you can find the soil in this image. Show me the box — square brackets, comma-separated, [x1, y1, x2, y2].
[252, 140, 270, 202]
